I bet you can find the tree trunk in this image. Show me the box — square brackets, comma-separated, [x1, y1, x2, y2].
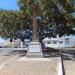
[32, 13, 38, 41]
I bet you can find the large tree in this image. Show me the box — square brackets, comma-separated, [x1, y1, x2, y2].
[18, 0, 41, 41]
[18, 0, 75, 39]
[0, 9, 23, 38]
[0, 0, 75, 40]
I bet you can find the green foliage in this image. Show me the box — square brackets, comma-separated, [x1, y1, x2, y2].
[0, 0, 75, 39]
[0, 10, 21, 38]
[17, 0, 75, 36]
[0, 9, 32, 38]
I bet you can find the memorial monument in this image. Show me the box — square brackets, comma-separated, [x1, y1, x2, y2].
[27, 42, 43, 57]
[26, 1, 43, 58]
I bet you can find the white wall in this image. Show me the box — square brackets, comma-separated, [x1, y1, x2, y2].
[42, 35, 75, 48]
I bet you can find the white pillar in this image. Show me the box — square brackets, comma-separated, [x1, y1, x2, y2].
[21, 42, 23, 48]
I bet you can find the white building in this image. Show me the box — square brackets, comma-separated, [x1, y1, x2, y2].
[42, 35, 75, 48]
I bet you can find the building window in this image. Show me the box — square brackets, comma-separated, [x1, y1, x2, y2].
[65, 38, 69, 44]
[59, 41, 63, 44]
[47, 41, 51, 44]
[53, 41, 57, 44]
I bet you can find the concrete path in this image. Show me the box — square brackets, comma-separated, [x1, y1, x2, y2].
[0, 53, 17, 64]
[64, 60, 75, 75]
[0, 57, 59, 75]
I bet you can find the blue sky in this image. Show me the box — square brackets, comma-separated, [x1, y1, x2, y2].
[0, 0, 18, 10]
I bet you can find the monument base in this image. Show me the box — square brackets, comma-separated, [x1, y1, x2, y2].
[26, 42, 43, 58]
[26, 53, 43, 58]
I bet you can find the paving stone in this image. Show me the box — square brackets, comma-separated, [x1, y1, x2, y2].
[64, 60, 75, 75]
[0, 57, 59, 75]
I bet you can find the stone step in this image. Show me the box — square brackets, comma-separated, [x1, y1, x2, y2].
[26, 53, 43, 58]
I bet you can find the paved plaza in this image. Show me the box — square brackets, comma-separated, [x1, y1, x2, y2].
[0, 56, 59, 75]
[0, 50, 75, 75]
[64, 60, 75, 75]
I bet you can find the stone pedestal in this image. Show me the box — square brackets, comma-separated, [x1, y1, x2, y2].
[26, 42, 43, 58]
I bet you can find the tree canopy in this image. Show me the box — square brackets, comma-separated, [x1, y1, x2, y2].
[0, 0, 75, 40]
